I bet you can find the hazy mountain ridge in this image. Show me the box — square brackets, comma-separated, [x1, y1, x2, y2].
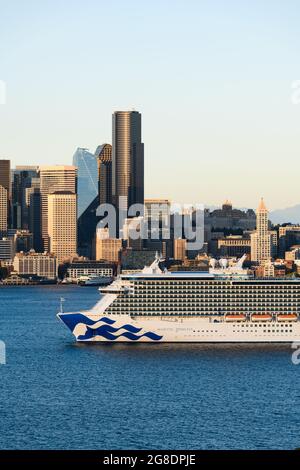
[269, 205, 300, 225]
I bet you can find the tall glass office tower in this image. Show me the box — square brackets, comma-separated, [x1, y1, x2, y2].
[11, 166, 39, 229]
[112, 111, 144, 213]
[72, 148, 98, 219]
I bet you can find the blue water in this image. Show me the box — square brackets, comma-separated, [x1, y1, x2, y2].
[0, 285, 300, 450]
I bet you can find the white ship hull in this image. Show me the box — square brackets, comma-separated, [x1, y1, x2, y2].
[58, 312, 300, 343]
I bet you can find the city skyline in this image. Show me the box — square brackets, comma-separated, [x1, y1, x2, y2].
[2, 150, 300, 218]
[2, 151, 300, 216]
[1, 1, 300, 210]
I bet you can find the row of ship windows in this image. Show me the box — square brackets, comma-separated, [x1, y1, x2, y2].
[135, 281, 298, 285]
[111, 309, 297, 313]
[135, 282, 299, 288]
[111, 302, 297, 307]
[133, 302, 300, 309]
[115, 298, 297, 302]
[133, 285, 300, 295]
[107, 310, 293, 320]
[132, 298, 298, 304]
[115, 306, 298, 311]
[192, 330, 293, 333]
[107, 310, 297, 315]
[127, 295, 298, 300]
[132, 289, 299, 293]
[239, 324, 292, 328]
[126, 292, 298, 296]
[232, 330, 292, 333]
[124, 292, 299, 296]
[133, 286, 299, 290]
[126, 304, 297, 308]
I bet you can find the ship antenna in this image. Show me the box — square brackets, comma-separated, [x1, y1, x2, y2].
[60, 297, 65, 313]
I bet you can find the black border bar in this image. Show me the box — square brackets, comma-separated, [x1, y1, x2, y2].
[0, 450, 298, 465]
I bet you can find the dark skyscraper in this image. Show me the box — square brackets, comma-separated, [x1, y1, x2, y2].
[29, 188, 42, 252]
[11, 166, 39, 229]
[77, 197, 100, 259]
[95, 143, 112, 206]
[0, 159, 10, 194]
[112, 111, 144, 213]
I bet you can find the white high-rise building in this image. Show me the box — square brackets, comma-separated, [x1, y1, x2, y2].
[48, 192, 77, 263]
[251, 198, 274, 262]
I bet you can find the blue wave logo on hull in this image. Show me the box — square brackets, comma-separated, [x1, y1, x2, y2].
[59, 314, 163, 342]
[77, 324, 162, 341]
[59, 313, 115, 332]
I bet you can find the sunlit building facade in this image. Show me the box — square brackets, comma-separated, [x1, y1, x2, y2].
[48, 192, 77, 263]
[0, 184, 8, 235]
[40, 166, 77, 251]
[96, 228, 122, 263]
[251, 198, 275, 262]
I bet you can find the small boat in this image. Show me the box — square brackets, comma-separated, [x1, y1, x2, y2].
[277, 314, 298, 322]
[251, 314, 272, 322]
[225, 314, 246, 322]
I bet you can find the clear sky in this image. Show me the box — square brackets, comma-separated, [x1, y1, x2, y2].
[1, 0, 300, 210]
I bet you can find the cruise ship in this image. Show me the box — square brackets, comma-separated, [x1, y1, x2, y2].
[57, 255, 300, 343]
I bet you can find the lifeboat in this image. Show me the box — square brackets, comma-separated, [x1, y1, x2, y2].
[225, 314, 246, 322]
[251, 314, 272, 322]
[277, 314, 298, 322]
